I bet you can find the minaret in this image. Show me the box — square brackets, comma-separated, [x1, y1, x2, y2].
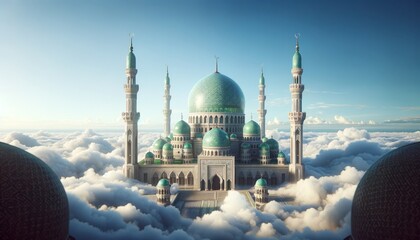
[122, 38, 140, 179]
[163, 67, 172, 137]
[288, 34, 306, 182]
[257, 69, 267, 138]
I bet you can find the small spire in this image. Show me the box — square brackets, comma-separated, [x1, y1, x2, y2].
[165, 66, 170, 85]
[181, 113, 183, 120]
[129, 33, 135, 52]
[215, 56, 219, 73]
[294, 33, 300, 52]
[251, 113, 253, 120]
[166, 65, 169, 76]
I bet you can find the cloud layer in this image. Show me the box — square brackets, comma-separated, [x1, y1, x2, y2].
[1, 128, 418, 239]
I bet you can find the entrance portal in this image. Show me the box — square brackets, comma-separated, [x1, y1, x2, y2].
[212, 175, 221, 190]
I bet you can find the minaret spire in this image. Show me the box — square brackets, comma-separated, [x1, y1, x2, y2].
[123, 36, 140, 179]
[215, 56, 219, 73]
[163, 66, 172, 137]
[257, 67, 267, 138]
[288, 34, 305, 182]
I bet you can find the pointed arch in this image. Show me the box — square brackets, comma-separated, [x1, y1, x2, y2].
[152, 173, 159, 185]
[270, 172, 277, 186]
[204, 116, 207, 123]
[187, 172, 194, 185]
[225, 116, 229, 124]
[161, 172, 168, 179]
[169, 172, 176, 184]
[220, 116, 224, 124]
[263, 172, 269, 183]
[215, 116, 218, 124]
[200, 116, 203, 123]
[209, 116, 213, 123]
[178, 172, 185, 185]
[230, 116, 233, 124]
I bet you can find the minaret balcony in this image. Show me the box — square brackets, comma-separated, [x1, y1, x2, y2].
[122, 112, 140, 121]
[291, 67, 303, 75]
[288, 112, 306, 123]
[124, 84, 139, 93]
[289, 84, 304, 91]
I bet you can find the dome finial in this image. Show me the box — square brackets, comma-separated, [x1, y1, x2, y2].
[251, 113, 253, 120]
[294, 33, 300, 52]
[215, 56, 219, 73]
[129, 33, 134, 52]
[181, 113, 183, 120]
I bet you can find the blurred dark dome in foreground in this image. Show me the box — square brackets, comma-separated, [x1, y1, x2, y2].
[351, 142, 420, 240]
[0, 142, 69, 240]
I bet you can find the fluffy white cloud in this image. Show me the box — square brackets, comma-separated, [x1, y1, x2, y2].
[1, 128, 418, 239]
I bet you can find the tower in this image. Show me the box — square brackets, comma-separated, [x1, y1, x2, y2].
[257, 70, 267, 138]
[288, 35, 306, 182]
[163, 67, 172, 137]
[122, 38, 140, 178]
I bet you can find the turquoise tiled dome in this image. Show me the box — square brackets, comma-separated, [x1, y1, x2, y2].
[278, 151, 286, 158]
[188, 72, 245, 113]
[157, 178, 170, 187]
[195, 133, 203, 138]
[230, 133, 237, 139]
[183, 141, 192, 149]
[266, 138, 279, 151]
[173, 120, 191, 135]
[153, 138, 167, 150]
[261, 137, 268, 143]
[203, 128, 230, 148]
[145, 151, 154, 158]
[243, 120, 260, 135]
[255, 178, 267, 187]
[162, 143, 173, 151]
[259, 142, 270, 154]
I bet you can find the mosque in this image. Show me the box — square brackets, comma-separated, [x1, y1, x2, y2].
[122, 37, 306, 190]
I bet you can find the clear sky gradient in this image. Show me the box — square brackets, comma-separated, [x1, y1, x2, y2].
[1, 0, 419, 130]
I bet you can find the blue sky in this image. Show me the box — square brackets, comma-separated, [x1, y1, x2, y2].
[1, 0, 419, 130]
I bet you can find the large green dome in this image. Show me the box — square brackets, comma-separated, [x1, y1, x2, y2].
[203, 128, 230, 148]
[266, 138, 279, 151]
[188, 72, 245, 113]
[243, 120, 261, 135]
[153, 138, 167, 150]
[173, 120, 191, 135]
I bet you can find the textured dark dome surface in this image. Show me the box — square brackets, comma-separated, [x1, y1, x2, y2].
[351, 142, 420, 240]
[0, 142, 69, 240]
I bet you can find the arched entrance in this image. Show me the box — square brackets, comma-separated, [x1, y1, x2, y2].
[212, 175, 221, 190]
[200, 179, 205, 191]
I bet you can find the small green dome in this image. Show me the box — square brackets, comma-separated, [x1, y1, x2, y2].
[183, 141, 192, 149]
[261, 137, 268, 143]
[195, 133, 203, 139]
[241, 142, 251, 149]
[259, 71, 265, 85]
[203, 128, 230, 148]
[266, 138, 279, 151]
[168, 133, 174, 140]
[255, 178, 267, 187]
[292, 50, 302, 68]
[188, 72, 245, 113]
[230, 133, 237, 139]
[162, 143, 173, 151]
[153, 138, 167, 150]
[243, 120, 261, 135]
[145, 151, 154, 158]
[278, 151, 286, 158]
[259, 142, 270, 154]
[157, 178, 170, 187]
[173, 120, 191, 135]
[126, 51, 136, 69]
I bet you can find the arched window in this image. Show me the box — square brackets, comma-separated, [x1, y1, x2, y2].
[234, 116, 237, 124]
[196, 116, 198, 123]
[246, 172, 253, 185]
[152, 173, 159, 185]
[170, 172, 176, 184]
[209, 116, 213, 123]
[270, 173, 277, 185]
[161, 172, 168, 179]
[187, 172, 194, 185]
[204, 116, 207, 123]
[200, 116, 202, 123]
[179, 172, 185, 185]
[230, 116, 233, 123]
[220, 116, 223, 124]
[215, 116, 218, 124]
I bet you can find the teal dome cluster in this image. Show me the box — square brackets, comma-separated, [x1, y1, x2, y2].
[145, 152, 154, 158]
[243, 120, 261, 135]
[173, 120, 191, 135]
[255, 178, 267, 187]
[278, 151, 286, 158]
[188, 72, 245, 113]
[259, 142, 270, 154]
[266, 138, 279, 151]
[153, 139, 167, 150]
[203, 128, 230, 148]
[157, 178, 170, 187]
